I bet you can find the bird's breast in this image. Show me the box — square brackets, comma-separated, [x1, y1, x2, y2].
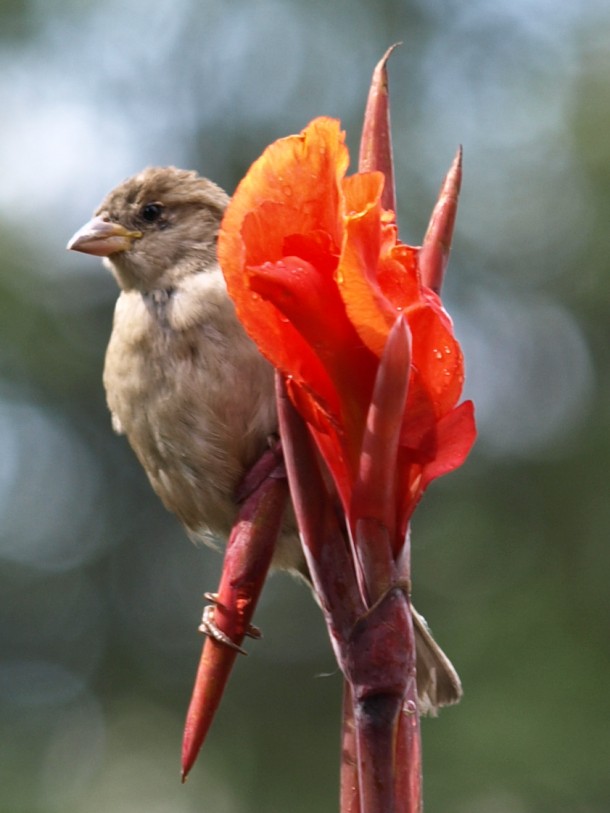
[103, 285, 277, 538]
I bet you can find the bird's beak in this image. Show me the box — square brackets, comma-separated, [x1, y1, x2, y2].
[67, 215, 142, 257]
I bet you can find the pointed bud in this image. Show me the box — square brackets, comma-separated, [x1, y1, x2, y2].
[359, 44, 401, 213]
[351, 315, 411, 534]
[182, 635, 240, 782]
[350, 315, 411, 599]
[419, 146, 462, 294]
[181, 451, 288, 780]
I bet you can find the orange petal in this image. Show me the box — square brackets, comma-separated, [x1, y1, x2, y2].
[220, 117, 348, 280]
[377, 241, 421, 310]
[219, 117, 351, 406]
[337, 173, 398, 357]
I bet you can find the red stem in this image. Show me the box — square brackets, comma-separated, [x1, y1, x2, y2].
[340, 681, 361, 813]
[394, 696, 423, 813]
[275, 373, 365, 651]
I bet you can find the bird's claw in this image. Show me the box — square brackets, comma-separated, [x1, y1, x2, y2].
[198, 592, 262, 655]
[199, 605, 247, 654]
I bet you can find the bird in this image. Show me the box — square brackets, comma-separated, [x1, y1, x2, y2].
[67, 165, 462, 714]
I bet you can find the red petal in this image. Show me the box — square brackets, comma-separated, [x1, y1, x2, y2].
[250, 255, 378, 472]
[406, 304, 465, 421]
[419, 399, 477, 489]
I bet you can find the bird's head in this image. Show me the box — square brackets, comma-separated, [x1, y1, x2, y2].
[67, 166, 229, 292]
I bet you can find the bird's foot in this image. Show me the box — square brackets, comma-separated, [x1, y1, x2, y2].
[198, 592, 262, 655]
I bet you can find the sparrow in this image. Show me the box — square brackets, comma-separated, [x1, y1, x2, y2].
[67, 166, 462, 714]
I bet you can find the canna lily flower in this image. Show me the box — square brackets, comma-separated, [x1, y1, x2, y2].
[219, 117, 475, 555]
[185, 50, 475, 811]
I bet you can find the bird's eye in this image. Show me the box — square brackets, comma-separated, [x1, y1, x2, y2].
[141, 202, 164, 223]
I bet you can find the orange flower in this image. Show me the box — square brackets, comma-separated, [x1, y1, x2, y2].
[219, 117, 475, 548]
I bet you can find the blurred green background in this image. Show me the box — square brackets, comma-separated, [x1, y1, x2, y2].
[1, 1, 609, 811]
